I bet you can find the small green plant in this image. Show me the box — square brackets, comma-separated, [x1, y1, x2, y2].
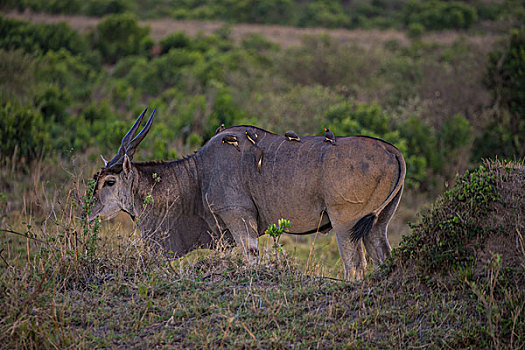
[142, 173, 160, 208]
[143, 193, 154, 208]
[265, 218, 291, 252]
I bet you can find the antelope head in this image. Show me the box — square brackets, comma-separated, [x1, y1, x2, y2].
[89, 107, 155, 221]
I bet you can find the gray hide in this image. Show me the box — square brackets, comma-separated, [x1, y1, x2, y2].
[91, 125, 405, 279]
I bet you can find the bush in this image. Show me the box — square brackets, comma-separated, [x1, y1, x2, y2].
[0, 16, 88, 55]
[0, 103, 50, 163]
[437, 113, 471, 159]
[407, 22, 424, 39]
[3, 0, 82, 14]
[474, 27, 525, 161]
[86, 0, 130, 17]
[91, 13, 152, 64]
[159, 31, 191, 54]
[392, 160, 524, 279]
[34, 85, 71, 123]
[278, 35, 381, 88]
[214, 0, 294, 24]
[298, 0, 349, 28]
[122, 49, 203, 95]
[37, 49, 101, 101]
[0, 49, 36, 104]
[403, 0, 478, 31]
[241, 33, 279, 52]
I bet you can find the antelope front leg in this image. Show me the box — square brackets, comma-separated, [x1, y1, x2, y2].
[219, 210, 259, 261]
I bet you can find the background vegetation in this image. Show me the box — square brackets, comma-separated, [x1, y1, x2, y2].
[0, 1, 523, 348]
[2, 0, 524, 31]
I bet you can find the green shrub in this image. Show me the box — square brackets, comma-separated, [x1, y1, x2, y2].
[298, 0, 349, 28]
[380, 55, 422, 106]
[37, 49, 101, 101]
[477, 27, 525, 160]
[159, 31, 191, 54]
[325, 102, 391, 136]
[91, 13, 152, 64]
[278, 35, 381, 87]
[86, 0, 130, 17]
[0, 49, 36, 104]
[34, 85, 71, 123]
[393, 161, 506, 277]
[407, 22, 424, 39]
[112, 55, 145, 78]
[207, 87, 246, 138]
[437, 113, 471, 159]
[241, 33, 279, 52]
[403, 0, 478, 31]
[145, 121, 179, 160]
[0, 103, 50, 163]
[214, 0, 294, 24]
[0, 16, 88, 55]
[123, 50, 203, 94]
[3, 0, 82, 14]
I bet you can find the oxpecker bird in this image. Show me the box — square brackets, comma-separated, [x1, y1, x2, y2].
[215, 123, 225, 135]
[245, 130, 263, 172]
[245, 130, 258, 144]
[254, 147, 263, 173]
[285, 131, 301, 142]
[324, 128, 336, 145]
[222, 135, 241, 152]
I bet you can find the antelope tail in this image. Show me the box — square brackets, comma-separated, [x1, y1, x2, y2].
[349, 151, 406, 242]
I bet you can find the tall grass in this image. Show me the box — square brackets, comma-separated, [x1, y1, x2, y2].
[1, 159, 523, 349]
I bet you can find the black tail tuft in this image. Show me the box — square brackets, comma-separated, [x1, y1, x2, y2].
[349, 213, 376, 242]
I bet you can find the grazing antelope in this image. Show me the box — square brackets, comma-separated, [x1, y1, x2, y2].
[90, 108, 405, 279]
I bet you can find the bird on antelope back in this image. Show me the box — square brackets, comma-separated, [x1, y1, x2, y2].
[222, 135, 241, 152]
[245, 130, 263, 173]
[324, 128, 336, 145]
[215, 123, 225, 135]
[285, 131, 301, 142]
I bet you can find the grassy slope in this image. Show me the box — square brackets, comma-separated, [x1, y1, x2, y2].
[1, 160, 523, 349]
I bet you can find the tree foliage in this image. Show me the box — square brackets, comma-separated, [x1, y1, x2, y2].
[90, 13, 152, 64]
[475, 27, 525, 160]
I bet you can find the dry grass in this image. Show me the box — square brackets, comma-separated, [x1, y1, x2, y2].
[1, 159, 523, 349]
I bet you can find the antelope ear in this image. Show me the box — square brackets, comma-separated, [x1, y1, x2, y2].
[123, 154, 132, 177]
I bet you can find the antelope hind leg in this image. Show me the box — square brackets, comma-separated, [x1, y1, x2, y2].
[333, 223, 367, 280]
[362, 187, 402, 266]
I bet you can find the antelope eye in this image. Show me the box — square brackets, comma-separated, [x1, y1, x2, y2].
[104, 179, 116, 187]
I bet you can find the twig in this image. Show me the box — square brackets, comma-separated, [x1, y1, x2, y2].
[319, 275, 346, 282]
[0, 248, 12, 268]
[305, 211, 324, 274]
[0, 228, 46, 244]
